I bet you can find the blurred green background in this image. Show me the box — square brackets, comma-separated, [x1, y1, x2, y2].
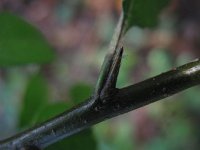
[0, 0, 200, 149]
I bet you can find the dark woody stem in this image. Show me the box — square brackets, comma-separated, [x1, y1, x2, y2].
[1, 58, 200, 149]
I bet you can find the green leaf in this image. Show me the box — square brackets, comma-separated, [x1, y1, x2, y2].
[34, 103, 97, 150]
[34, 103, 71, 124]
[0, 12, 55, 66]
[69, 83, 92, 104]
[46, 129, 97, 150]
[32, 83, 96, 150]
[123, 0, 170, 31]
[19, 74, 49, 128]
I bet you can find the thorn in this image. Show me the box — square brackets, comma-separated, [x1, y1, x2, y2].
[94, 53, 113, 96]
[101, 47, 123, 96]
[94, 47, 123, 99]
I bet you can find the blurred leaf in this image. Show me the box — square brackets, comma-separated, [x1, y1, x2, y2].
[34, 103, 71, 124]
[148, 49, 172, 77]
[123, 0, 170, 31]
[165, 119, 193, 149]
[183, 87, 200, 112]
[35, 103, 97, 150]
[117, 50, 137, 87]
[0, 12, 55, 66]
[112, 122, 134, 150]
[47, 129, 97, 150]
[69, 83, 92, 104]
[19, 74, 49, 128]
[145, 138, 170, 150]
[94, 121, 134, 150]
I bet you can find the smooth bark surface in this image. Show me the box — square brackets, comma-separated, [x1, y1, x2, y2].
[1, 58, 200, 150]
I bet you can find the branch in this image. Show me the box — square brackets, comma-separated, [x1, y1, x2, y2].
[108, 13, 125, 53]
[1, 11, 200, 150]
[1, 51, 200, 149]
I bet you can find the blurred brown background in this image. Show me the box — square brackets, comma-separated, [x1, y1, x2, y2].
[1, 0, 200, 149]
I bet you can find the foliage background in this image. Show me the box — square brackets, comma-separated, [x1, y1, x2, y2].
[0, 0, 200, 149]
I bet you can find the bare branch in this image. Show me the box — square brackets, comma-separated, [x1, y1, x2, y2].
[1, 58, 200, 150]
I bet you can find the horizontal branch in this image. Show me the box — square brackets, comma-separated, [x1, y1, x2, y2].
[1, 58, 200, 149]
